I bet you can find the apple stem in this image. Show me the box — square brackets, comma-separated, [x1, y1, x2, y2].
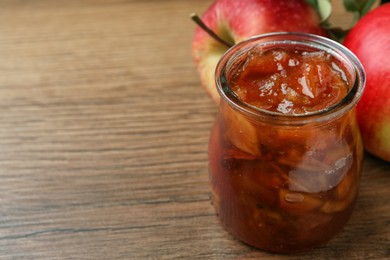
[190, 13, 234, 48]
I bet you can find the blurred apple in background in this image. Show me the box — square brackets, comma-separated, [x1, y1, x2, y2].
[191, 0, 327, 103]
[343, 3, 390, 162]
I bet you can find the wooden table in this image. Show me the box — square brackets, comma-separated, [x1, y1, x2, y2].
[0, 0, 388, 259]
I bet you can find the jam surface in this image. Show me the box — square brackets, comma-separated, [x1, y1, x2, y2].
[228, 47, 350, 114]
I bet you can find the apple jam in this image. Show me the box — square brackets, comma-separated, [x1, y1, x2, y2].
[230, 48, 349, 114]
[210, 33, 365, 253]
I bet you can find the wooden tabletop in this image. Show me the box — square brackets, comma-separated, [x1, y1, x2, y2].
[0, 0, 388, 259]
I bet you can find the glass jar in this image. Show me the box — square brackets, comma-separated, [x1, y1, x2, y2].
[208, 32, 365, 253]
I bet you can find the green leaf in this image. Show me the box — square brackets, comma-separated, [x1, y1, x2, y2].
[317, 0, 332, 23]
[343, 0, 363, 12]
[343, 0, 377, 25]
[306, 0, 332, 23]
[306, 0, 319, 8]
[360, 0, 377, 16]
[343, 0, 377, 15]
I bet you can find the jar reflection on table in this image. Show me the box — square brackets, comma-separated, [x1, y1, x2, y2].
[208, 33, 366, 253]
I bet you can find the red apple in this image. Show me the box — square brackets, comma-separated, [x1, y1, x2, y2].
[343, 3, 390, 162]
[191, 0, 327, 103]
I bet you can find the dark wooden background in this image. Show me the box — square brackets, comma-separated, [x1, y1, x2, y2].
[0, 0, 388, 259]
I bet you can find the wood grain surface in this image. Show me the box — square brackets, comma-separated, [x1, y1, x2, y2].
[0, 0, 388, 259]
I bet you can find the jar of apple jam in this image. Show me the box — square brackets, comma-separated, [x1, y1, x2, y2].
[209, 32, 365, 253]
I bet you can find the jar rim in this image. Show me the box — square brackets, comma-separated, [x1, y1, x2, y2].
[215, 32, 366, 125]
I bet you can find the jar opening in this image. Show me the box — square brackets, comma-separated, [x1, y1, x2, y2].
[215, 32, 365, 124]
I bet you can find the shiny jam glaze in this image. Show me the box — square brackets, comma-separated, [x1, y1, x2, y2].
[228, 48, 350, 115]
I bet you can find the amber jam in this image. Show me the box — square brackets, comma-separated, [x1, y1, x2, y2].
[209, 33, 365, 253]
